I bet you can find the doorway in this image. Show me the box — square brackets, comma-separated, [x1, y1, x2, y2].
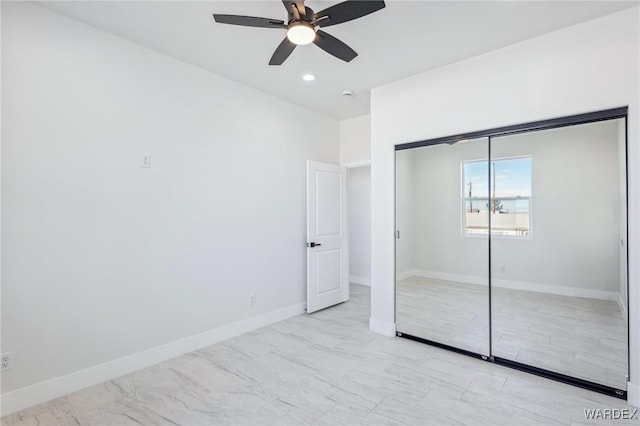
[348, 165, 371, 288]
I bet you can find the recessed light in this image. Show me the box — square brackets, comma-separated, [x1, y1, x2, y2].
[302, 74, 316, 81]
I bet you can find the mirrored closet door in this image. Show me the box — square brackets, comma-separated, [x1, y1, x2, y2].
[490, 118, 628, 392]
[395, 137, 490, 356]
[395, 109, 629, 398]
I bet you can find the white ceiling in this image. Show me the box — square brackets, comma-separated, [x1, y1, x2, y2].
[38, 1, 637, 120]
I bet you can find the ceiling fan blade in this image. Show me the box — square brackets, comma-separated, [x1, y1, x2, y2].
[291, 3, 301, 20]
[213, 14, 286, 29]
[282, 0, 295, 18]
[269, 37, 297, 65]
[295, 0, 307, 17]
[282, 0, 306, 19]
[314, 1, 385, 27]
[313, 30, 357, 62]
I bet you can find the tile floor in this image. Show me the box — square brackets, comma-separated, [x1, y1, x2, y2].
[396, 276, 628, 389]
[2, 284, 638, 425]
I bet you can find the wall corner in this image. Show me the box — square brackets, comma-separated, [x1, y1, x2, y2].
[369, 317, 396, 337]
[628, 381, 640, 408]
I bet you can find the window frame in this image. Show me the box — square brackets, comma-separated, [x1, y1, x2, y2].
[460, 155, 533, 239]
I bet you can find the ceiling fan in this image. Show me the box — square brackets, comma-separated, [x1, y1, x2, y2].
[212, 1, 385, 65]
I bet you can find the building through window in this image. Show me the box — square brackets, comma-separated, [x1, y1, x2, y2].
[462, 156, 532, 236]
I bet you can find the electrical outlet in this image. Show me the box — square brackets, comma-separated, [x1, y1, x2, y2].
[141, 154, 151, 169]
[249, 294, 255, 306]
[1, 352, 13, 371]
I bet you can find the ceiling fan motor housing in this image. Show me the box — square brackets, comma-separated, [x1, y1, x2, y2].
[288, 6, 315, 23]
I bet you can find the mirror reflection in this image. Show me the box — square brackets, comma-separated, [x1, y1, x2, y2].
[395, 138, 490, 355]
[395, 118, 628, 391]
[490, 119, 628, 390]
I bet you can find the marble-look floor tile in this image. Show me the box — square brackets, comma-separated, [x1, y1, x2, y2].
[1, 397, 79, 426]
[74, 398, 179, 425]
[2, 284, 638, 426]
[397, 276, 628, 390]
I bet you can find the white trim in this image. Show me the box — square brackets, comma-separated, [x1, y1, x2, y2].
[618, 293, 629, 325]
[342, 160, 371, 168]
[492, 278, 618, 302]
[403, 269, 620, 302]
[628, 381, 640, 408]
[349, 275, 371, 286]
[409, 269, 486, 286]
[369, 317, 396, 337]
[396, 270, 416, 281]
[0, 302, 306, 415]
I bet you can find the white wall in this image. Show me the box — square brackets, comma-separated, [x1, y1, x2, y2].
[405, 139, 490, 282]
[347, 166, 371, 285]
[340, 115, 370, 166]
[370, 7, 640, 406]
[341, 114, 372, 286]
[398, 121, 622, 299]
[1, 1, 338, 411]
[492, 121, 622, 295]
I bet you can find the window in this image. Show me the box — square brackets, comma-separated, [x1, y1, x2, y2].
[462, 156, 532, 236]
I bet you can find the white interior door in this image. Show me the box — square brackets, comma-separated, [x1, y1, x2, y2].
[307, 160, 349, 313]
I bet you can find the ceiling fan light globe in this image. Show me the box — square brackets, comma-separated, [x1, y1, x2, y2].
[287, 23, 316, 45]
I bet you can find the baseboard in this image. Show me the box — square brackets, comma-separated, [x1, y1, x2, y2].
[369, 317, 396, 337]
[349, 275, 371, 286]
[405, 269, 619, 302]
[409, 270, 486, 286]
[342, 160, 371, 168]
[617, 294, 629, 325]
[0, 302, 306, 416]
[492, 277, 619, 301]
[628, 381, 640, 408]
[396, 270, 417, 281]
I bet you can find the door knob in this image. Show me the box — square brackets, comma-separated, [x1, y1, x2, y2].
[308, 242, 321, 247]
